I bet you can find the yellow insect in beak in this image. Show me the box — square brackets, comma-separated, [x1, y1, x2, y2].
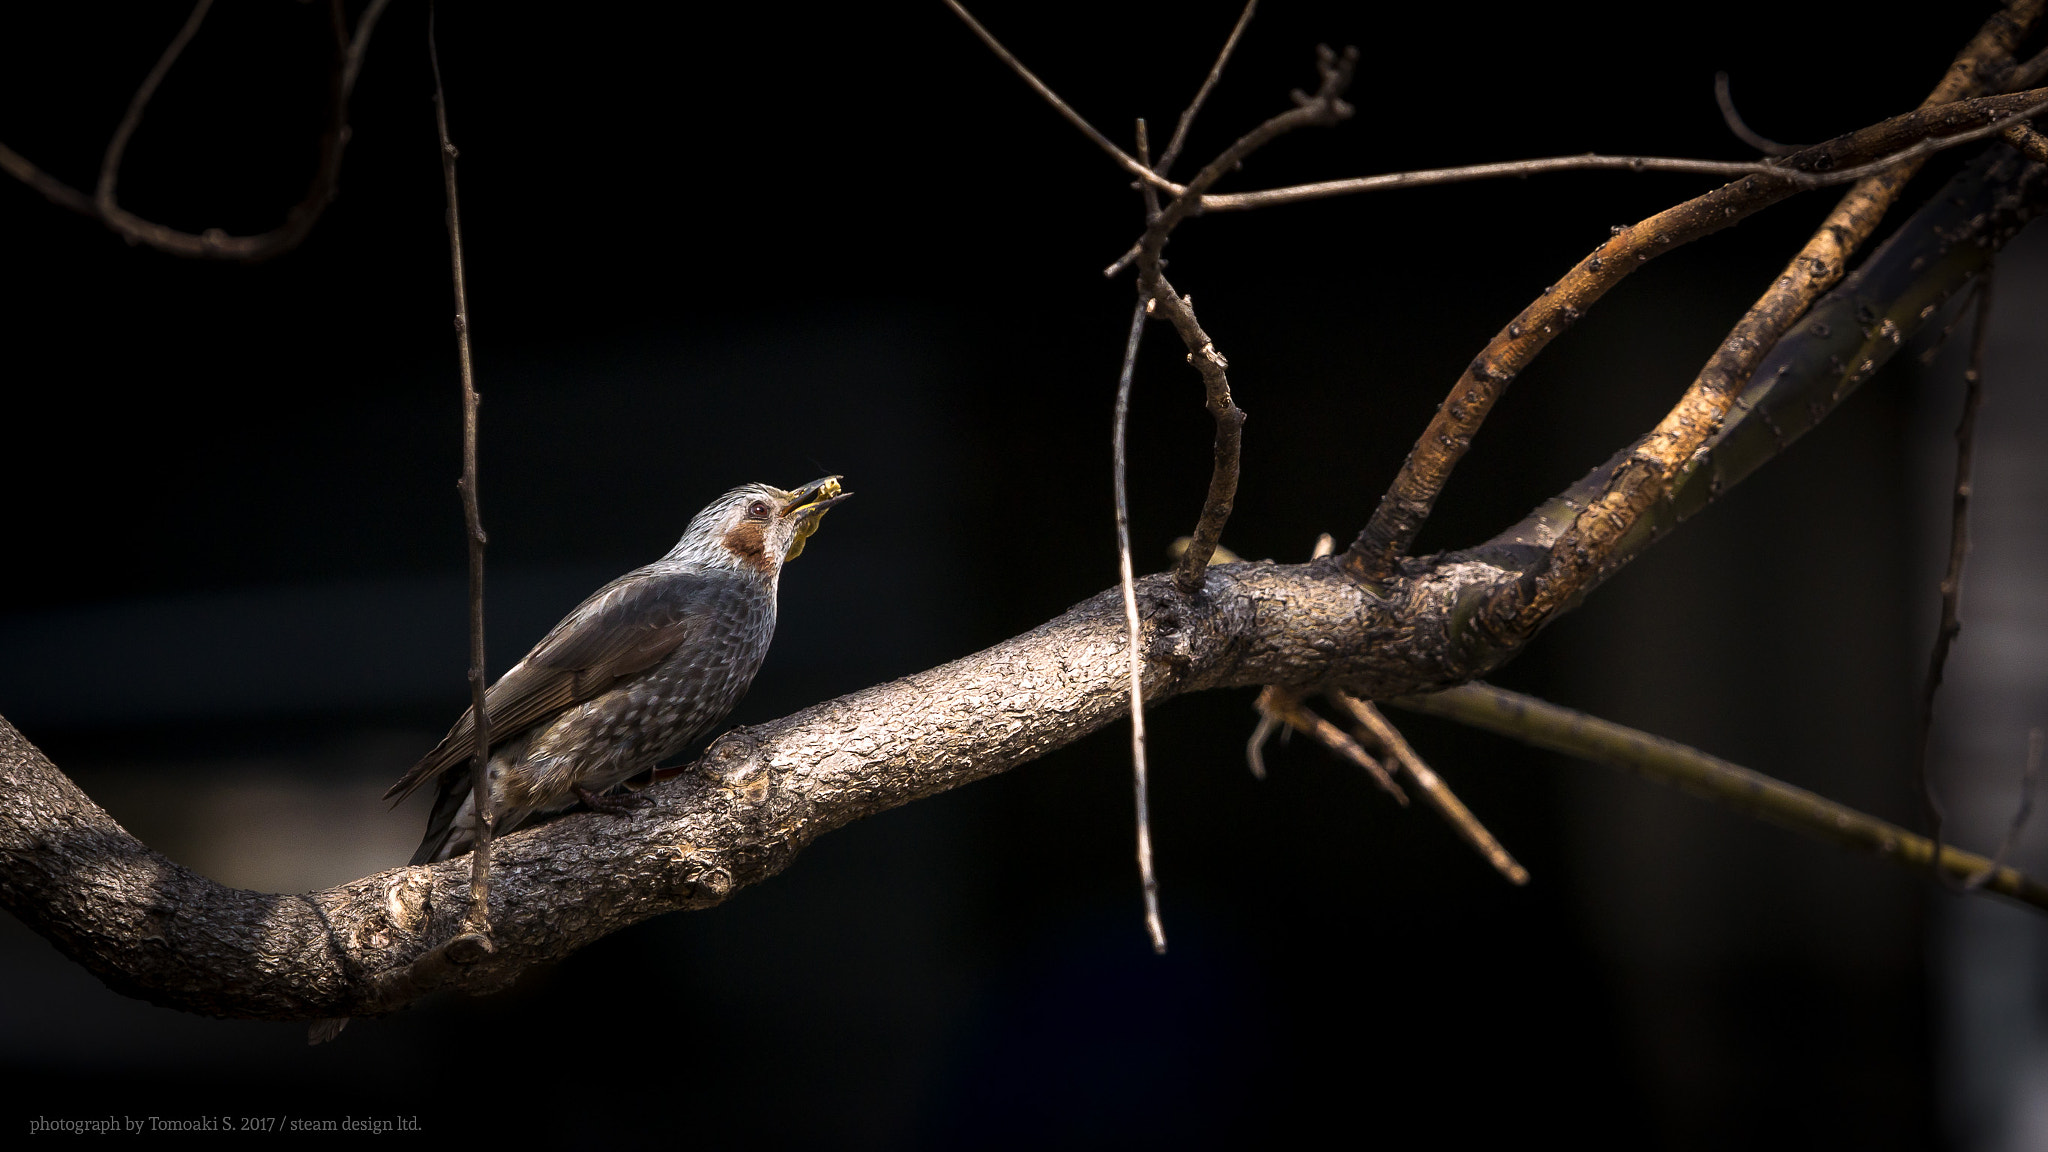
[782, 476, 849, 561]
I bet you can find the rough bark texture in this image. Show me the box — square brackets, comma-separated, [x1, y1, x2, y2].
[7, 140, 2045, 1025]
[0, 558, 1516, 1022]
[8, 23, 2048, 1021]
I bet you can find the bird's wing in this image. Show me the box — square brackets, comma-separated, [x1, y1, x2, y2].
[384, 567, 736, 803]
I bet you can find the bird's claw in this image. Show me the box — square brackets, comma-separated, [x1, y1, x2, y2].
[575, 786, 653, 815]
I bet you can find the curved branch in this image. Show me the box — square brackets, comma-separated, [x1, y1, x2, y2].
[9, 133, 2046, 1028]
[1459, 142, 2044, 645]
[0, 0, 393, 263]
[1715, 71, 1803, 156]
[1495, 5, 2041, 637]
[0, 558, 1517, 1022]
[1344, 82, 2048, 582]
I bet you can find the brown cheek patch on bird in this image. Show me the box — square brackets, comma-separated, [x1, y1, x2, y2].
[722, 520, 774, 575]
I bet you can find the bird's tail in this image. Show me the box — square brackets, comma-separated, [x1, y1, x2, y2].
[410, 768, 471, 866]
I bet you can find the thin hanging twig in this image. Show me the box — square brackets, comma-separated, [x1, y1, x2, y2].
[1714, 71, 1803, 156]
[1255, 686, 1407, 803]
[1920, 271, 1994, 878]
[1113, 293, 1166, 954]
[1326, 692, 1528, 885]
[430, 4, 494, 942]
[1966, 729, 2044, 891]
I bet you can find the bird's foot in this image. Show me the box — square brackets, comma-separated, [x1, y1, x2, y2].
[575, 785, 653, 815]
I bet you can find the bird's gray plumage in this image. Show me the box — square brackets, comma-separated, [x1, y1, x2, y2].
[387, 477, 847, 865]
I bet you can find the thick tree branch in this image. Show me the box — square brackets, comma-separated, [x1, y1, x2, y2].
[1345, 83, 2048, 583]
[1484, 3, 2042, 635]
[2005, 122, 2048, 162]
[0, 556, 1532, 1022]
[13, 122, 2045, 1024]
[1473, 145, 2042, 598]
[9, 0, 2048, 1034]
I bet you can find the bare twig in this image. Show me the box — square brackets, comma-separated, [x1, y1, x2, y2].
[1483, 13, 2042, 633]
[429, 5, 494, 944]
[1389, 683, 2048, 910]
[1967, 730, 2045, 891]
[1145, 45, 1357, 244]
[1245, 709, 1280, 780]
[1112, 295, 1166, 954]
[1155, 0, 1259, 177]
[1920, 272, 1994, 875]
[1326, 692, 1528, 885]
[1714, 71, 1803, 155]
[1139, 48, 1354, 591]
[96, 0, 217, 209]
[1104, 90, 2048, 277]
[1136, 118, 1162, 220]
[1106, 86, 2048, 277]
[341, 0, 395, 97]
[940, 0, 1182, 195]
[1258, 686, 1407, 804]
[0, 0, 393, 262]
[1148, 279, 1248, 596]
[1197, 92, 2048, 211]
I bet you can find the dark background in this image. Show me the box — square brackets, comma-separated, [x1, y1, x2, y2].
[2, 1, 2041, 1147]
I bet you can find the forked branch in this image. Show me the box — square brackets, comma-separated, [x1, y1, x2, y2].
[1346, 84, 2048, 583]
[1141, 46, 1356, 591]
[1488, 5, 2040, 638]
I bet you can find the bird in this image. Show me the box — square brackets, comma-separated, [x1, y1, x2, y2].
[385, 476, 850, 865]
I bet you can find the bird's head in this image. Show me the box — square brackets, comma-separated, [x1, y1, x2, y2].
[671, 476, 851, 577]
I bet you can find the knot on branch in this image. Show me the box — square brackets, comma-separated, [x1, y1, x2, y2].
[1139, 590, 1199, 674]
[701, 728, 770, 807]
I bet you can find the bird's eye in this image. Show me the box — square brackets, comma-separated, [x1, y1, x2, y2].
[746, 500, 771, 520]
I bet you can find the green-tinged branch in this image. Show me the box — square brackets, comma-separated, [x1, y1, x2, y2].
[1389, 683, 2048, 909]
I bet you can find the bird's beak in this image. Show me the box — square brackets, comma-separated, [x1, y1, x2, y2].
[782, 476, 850, 561]
[781, 475, 848, 516]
